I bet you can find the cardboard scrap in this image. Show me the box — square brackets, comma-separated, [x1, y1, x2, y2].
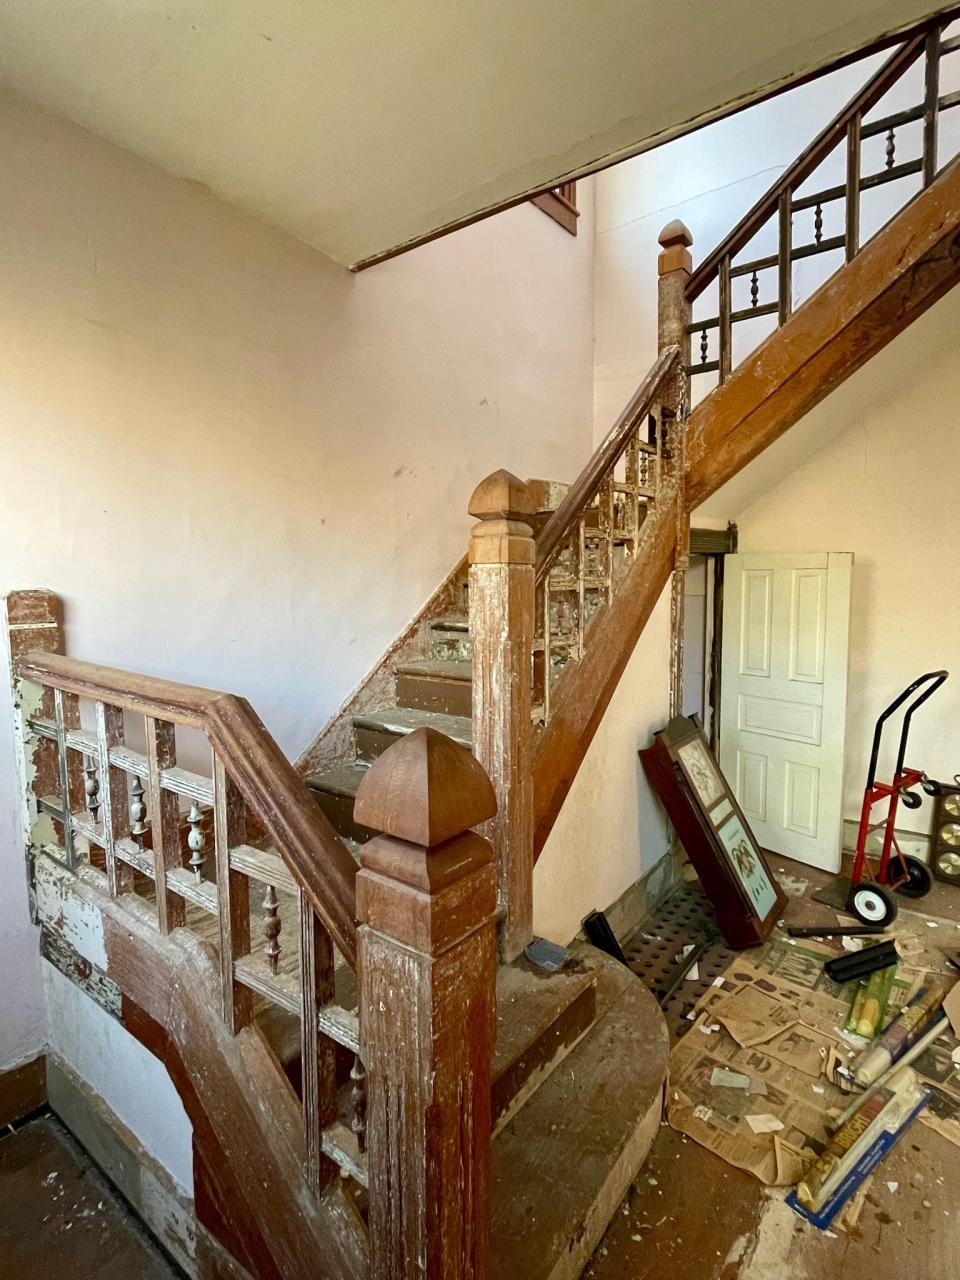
[944, 978, 960, 1039]
[710, 1068, 751, 1090]
[746, 1113, 784, 1134]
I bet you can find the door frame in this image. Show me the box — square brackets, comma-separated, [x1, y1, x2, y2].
[689, 522, 738, 754]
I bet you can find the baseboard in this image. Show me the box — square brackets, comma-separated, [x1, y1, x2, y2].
[583, 847, 681, 948]
[46, 1054, 196, 1276]
[842, 818, 931, 864]
[0, 1053, 47, 1128]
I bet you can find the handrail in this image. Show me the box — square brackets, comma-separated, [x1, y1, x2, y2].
[18, 649, 359, 968]
[685, 29, 931, 302]
[534, 346, 679, 584]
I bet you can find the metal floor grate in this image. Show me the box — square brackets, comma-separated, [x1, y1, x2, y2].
[623, 881, 735, 1042]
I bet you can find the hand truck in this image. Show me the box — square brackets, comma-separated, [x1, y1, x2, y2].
[846, 671, 948, 927]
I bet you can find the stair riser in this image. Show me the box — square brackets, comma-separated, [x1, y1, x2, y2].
[430, 629, 472, 662]
[395, 672, 472, 718]
[309, 787, 374, 845]
[492, 979, 597, 1134]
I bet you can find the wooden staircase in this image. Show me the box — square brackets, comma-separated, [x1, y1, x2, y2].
[8, 15, 960, 1280]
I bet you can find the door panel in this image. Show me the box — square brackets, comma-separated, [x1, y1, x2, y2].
[720, 551, 852, 871]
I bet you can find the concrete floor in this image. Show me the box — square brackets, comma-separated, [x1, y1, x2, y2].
[0, 1113, 183, 1279]
[584, 856, 960, 1280]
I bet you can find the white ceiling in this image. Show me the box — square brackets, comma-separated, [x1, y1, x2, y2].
[0, 2, 954, 267]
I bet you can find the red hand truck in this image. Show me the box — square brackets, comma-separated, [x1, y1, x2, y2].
[846, 671, 948, 927]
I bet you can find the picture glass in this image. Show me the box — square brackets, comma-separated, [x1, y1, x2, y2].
[717, 815, 778, 920]
[677, 737, 725, 810]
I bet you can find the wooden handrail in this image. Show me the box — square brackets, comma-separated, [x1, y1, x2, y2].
[534, 346, 679, 584]
[685, 28, 932, 303]
[18, 650, 359, 968]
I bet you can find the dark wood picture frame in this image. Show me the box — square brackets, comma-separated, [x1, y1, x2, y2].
[640, 715, 787, 948]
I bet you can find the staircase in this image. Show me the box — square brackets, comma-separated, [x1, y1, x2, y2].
[8, 14, 960, 1280]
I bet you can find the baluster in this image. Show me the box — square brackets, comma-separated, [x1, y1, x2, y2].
[53, 687, 79, 870]
[923, 28, 941, 186]
[885, 125, 896, 170]
[130, 775, 149, 851]
[699, 326, 708, 365]
[350, 1054, 367, 1154]
[778, 189, 793, 322]
[845, 115, 861, 262]
[83, 757, 100, 822]
[813, 201, 823, 245]
[599, 476, 615, 605]
[718, 254, 732, 382]
[96, 701, 131, 896]
[146, 717, 185, 933]
[299, 892, 337, 1192]
[577, 515, 586, 655]
[187, 801, 205, 880]
[750, 269, 759, 308]
[213, 755, 251, 1034]
[263, 884, 282, 974]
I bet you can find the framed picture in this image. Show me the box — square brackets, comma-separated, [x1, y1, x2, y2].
[640, 715, 786, 948]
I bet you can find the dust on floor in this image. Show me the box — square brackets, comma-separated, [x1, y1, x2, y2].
[0, 1112, 182, 1279]
[584, 856, 960, 1280]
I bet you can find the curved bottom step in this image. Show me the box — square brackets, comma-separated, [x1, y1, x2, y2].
[492, 945, 668, 1280]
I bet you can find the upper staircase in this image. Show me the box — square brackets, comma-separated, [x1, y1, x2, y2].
[8, 13, 960, 1280]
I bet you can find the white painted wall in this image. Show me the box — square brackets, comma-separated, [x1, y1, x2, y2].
[705, 289, 960, 842]
[0, 89, 595, 1077]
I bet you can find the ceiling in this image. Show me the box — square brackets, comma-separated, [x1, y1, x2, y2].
[0, 2, 955, 268]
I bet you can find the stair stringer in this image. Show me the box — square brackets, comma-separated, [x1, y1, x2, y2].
[686, 155, 960, 509]
[55, 866, 369, 1280]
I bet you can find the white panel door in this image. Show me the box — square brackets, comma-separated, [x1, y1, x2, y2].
[719, 552, 852, 871]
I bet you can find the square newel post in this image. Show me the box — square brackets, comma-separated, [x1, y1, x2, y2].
[467, 469, 535, 962]
[658, 221, 694, 716]
[354, 727, 498, 1280]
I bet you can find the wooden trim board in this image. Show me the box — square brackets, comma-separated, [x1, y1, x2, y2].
[0, 1053, 47, 1128]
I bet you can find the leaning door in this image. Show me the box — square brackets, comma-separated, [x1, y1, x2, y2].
[719, 552, 852, 871]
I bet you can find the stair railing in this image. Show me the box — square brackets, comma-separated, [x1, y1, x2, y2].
[687, 10, 960, 389]
[4, 590, 361, 1194]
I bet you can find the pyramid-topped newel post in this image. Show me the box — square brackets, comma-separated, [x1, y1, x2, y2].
[355, 727, 498, 1280]
[658, 219, 693, 364]
[467, 469, 535, 962]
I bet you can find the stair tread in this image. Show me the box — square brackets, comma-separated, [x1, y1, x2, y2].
[492, 946, 669, 1280]
[429, 614, 469, 632]
[394, 658, 471, 681]
[354, 705, 472, 746]
[304, 762, 369, 798]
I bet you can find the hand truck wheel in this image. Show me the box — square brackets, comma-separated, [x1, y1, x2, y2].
[847, 882, 898, 927]
[894, 854, 933, 899]
[901, 790, 923, 809]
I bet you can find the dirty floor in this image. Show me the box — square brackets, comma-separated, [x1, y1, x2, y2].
[584, 855, 960, 1280]
[0, 1112, 183, 1278]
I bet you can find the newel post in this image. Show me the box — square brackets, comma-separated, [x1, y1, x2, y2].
[658, 221, 694, 716]
[467, 469, 535, 962]
[354, 727, 498, 1280]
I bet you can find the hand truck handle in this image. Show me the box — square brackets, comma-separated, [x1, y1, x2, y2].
[866, 671, 948, 789]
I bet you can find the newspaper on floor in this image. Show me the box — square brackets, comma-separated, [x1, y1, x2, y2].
[667, 928, 960, 1184]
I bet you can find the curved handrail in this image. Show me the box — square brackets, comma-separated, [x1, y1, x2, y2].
[18, 649, 359, 969]
[534, 346, 679, 585]
[685, 30, 929, 303]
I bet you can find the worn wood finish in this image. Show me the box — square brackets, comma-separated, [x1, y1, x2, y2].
[685, 31, 931, 302]
[146, 716, 185, 932]
[469, 470, 536, 961]
[298, 892, 338, 1194]
[94, 899, 369, 1280]
[296, 554, 468, 777]
[535, 348, 678, 581]
[17, 650, 359, 969]
[0, 1054, 46, 1127]
[686, 155, 960, 508]
[214, 755, 252, 1034]
[532, 487, 680, 857]
[356, 729, 498, 1280]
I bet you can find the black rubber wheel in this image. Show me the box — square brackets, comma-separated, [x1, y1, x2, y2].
[894, 854, 933, 899]
[922, 776, 943, 797]
[901, 790, 922, 810]
[847, 882, 899, 927]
